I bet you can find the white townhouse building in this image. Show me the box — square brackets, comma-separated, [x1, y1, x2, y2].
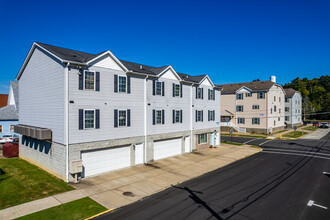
[284, 88, 302, 127]
[14, 42, 221, 182]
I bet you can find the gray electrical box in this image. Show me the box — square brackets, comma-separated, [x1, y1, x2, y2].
[70, 160, 83, 174]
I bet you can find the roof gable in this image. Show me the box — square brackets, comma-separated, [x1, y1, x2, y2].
[200, 76, 213, 87]
[89, 53, 126, 71]
[236, 86, 252, 93]
[158, 66, 181, 81]
[220, 80, 275, 94]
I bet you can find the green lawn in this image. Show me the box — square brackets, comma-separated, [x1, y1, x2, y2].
[222, 134, 267, 139]
[272, 129, 288, 134]
[221, 141, 243, 146]
[283, 131, 304, 138]
[16, 197, 107, 220]
[302, 126, 319, 131]
[0, 158, 73, 210]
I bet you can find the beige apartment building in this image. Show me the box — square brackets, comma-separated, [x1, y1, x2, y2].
[219, 77, 286, 134]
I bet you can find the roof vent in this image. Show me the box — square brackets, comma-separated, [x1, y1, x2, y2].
[270, 76, 276, 83]
[186, 75, 189, 78]
[140, 65, 143, 70]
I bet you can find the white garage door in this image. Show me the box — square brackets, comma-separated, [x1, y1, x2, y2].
[81, 145, 131, 177]
[154, 138, 182, 160]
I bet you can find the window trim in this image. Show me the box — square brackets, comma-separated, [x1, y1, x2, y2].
[196, 110, 203, 122]
[258, 92, 265, 99]
[10, 125, 14, 132]
[236, 105, 244, 112]
[118, 76, 127, 93]
[252, 104, 259, 110]
[198, 133, 207, 144]
[238, 117, 245, 124]
[174, 110, 181, 123]
[118, 109, 127, 127]
[209, 89, 214, 100]
[84, 70, 96, 90]
[84, 109, 95, 129]
[245, 93, 252, 97]
[0, 125, 2, 133]
[252, 117, 260, 125]
[174, 84, 180, 97]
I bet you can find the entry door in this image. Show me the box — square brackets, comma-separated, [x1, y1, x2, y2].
[135, 143, 144, 165]
[184, 136, 190, 153]
[210, 133, 214, 146]
[215, 132, 220, 146]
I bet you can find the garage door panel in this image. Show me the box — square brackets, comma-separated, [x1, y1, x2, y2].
[154, 138, 182, 160]
[82, 145, 130, 177]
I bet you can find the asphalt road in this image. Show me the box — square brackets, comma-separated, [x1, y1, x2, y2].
[95, 133, 330, 220]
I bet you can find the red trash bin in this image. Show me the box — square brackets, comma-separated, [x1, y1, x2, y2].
[3, 142, 19, 158]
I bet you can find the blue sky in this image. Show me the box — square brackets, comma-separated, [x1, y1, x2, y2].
[0, 0, 329, 94]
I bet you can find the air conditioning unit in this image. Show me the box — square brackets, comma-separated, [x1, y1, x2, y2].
[30, 127, 37, 139]
[36, 128, 52, 140]
[24, 126, 31, 137]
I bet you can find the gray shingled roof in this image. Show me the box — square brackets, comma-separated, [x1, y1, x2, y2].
[35, 42, 209, 84]
[10, 81, 19, 112]
[0, 105, 18, 120]
[284, 88, 296, 97]
[219, 80, 276, 94]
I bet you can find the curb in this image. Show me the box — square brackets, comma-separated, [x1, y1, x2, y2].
[86, 208, 114, 220]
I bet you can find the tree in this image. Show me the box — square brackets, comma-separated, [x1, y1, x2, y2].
[252, 79, 260, 82]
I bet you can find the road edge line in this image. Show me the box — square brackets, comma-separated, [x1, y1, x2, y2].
[85, 208, 115, 220]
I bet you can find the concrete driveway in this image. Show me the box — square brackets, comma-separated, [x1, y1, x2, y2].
[71, 144, 261, 210]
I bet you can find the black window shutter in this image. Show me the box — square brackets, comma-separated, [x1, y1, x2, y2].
[114, 109, 118, 127]
[202, 88, 204, 99]
[162, 82, 165, 96]
[95, 109, 100, 129]
[201, 110, 203, 122]
[180, 110, 182, 123]
[162, 110, 165, 124]
[208, 110, 210, 121]
[213, 90, 215, 100]
[180, 84, 182, 98]
[172, 110, 175, 123]
[127, 109, 131, 127]
[208, 89, 210, 100]
[127, 76, 131, 93]
[213, 110, 215, 121]
[114, 75, 118, 93]
[242, 106, 244, 112]
[79, 69, 84, 90]
[196, 87, 198, 99]
[79, 109, 83, 130]
[96, 72, 100, 91]
[195, 110, 197, 122]
[172, 83, 175, 97]
[152, 110, 155, 125]
[153, 80, 155, 95]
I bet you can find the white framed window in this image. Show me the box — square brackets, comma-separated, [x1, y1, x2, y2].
[118, 76, 127, 93]
[0, 125, 2, 133]
[196, 110, 203, 122]
[118, 110, 127, 127]
[285, 116, 289, 121]
[236, 105, 244, 112]
[174, 84, 180, 97]
[197, 88, 203, 99]
[279, 97, 281, 102]
[84, 110, 95, 129]
[274, 96, 276, 101]
[258, 92, 265, 99]
[252, 105, 259, 110]
[175, 110, 181, 123]
[156, 110, 162, 124]
[236, 93, 243, 100]
[245, 93, 252, 97]
[252, 118, 260, 125]
[10, 125, 15, 132]
[209, 89, 214, 100]
[285, 97, 289, 102]
[238, 118, 245, 124]
[156, 81, 162, 95]
[278, 117, 280, 121]
[285, 107, 289, 112]
[279, 108, 281, 113]
[198, 133, 207, 144]
[84, 71, 95, 90]
[208, 110, 215, 121]
[274, 105, 277, 112]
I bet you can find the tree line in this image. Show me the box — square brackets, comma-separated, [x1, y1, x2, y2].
[283, 75, 330, 120]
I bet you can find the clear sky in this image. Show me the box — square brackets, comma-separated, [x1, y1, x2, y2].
[0, 0, 329, 94]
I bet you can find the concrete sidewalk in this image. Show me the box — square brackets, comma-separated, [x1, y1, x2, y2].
[0, 144, 261, 219]
[301, 128, 329, 139]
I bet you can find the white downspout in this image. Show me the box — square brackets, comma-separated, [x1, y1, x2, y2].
[144, 76, 148, 163]
[190, 84, 193, 152]
[266, 92, 268, 134]
[64, 63, 69, 182]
